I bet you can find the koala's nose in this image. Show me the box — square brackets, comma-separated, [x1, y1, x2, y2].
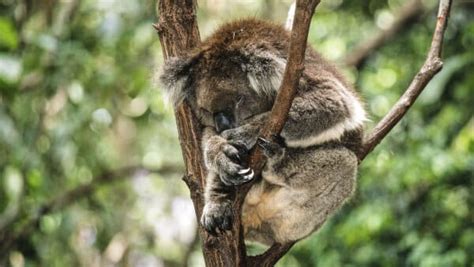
[214, 112, 234, 133]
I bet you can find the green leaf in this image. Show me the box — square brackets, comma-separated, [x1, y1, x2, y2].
[0, 17, 18, 50]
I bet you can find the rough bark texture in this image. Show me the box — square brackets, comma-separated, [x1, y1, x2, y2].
[155, 0, 321, 265]
[155, 1, 247, 266]
[247, 243, 295, 267]
[154, 0, 216, 265]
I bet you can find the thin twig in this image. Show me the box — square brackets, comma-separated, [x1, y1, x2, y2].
[358, 0, 453, 160]
[343, 0, 426, 68]
[247, 242, 295, 267]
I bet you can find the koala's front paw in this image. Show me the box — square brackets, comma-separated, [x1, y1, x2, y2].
[207, 141, 254, 186]
[214, 143, 254, 186]
[204, 136, 253, 186]
[221, 125, 259, 150]
[257, 137, 285, 160]
[201, 201, 233, 234]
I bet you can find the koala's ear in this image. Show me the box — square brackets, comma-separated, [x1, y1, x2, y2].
[240, 47, 287, 97]
[159, 56, 197, 106]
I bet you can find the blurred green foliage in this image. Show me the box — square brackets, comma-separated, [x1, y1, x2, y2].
[0, 0, 472, 266]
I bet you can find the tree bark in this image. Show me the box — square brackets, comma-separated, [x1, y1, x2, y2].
[155, 1, 248, 266]
[155, 0, 453, 265]
[155, 0, 321, 265]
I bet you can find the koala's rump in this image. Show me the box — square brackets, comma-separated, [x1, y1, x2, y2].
[242, 145, 357, 245]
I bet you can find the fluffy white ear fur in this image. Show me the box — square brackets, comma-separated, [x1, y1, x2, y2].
[240, 48, 287, 97]
[158, 57, 194, 106]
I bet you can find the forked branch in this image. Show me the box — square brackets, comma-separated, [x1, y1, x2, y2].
[155, 0, 452, 265]
[244, 1, 321, 265]
[358, 0, 453, 160]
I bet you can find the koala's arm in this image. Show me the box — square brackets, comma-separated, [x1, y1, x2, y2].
[225, 78, 365, 149]
[202, 127, 252, 186]
[281, 78, 363, 147]
[201, 127, 257, 232]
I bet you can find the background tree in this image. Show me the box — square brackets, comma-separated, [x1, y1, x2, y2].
[0, 0, 472, 266]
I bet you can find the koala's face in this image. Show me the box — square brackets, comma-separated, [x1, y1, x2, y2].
[160, 40, 286, 133]
[194, 63, 273, 132]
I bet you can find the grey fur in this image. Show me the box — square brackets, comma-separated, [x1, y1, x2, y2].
[159, 56, 196, 106]
[158, 19, 366, 245]
[245, 138, 357, 244]
[240, 46, 287, 97]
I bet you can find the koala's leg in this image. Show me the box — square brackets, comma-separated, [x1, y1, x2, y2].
[200, 127, 254, 233]
[244, 145, 358, 244]
[201, 171, 234, 234]
[275, 146, 357, 243]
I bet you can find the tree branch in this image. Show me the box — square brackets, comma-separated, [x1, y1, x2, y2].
[251, 0, 321, 166]
[358, 0, 453, 160]
[247, 242, 295, 267]
[238, 1, 321, 265]
[154, 1, 242, 266]
[155, 0, 452, 265]
[343, 0, 426, 69]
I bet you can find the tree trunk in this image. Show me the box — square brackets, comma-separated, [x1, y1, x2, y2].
[155, 1, 246, 266]
[154, 0, 453, 265]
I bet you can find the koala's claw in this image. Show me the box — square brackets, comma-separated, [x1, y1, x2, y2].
[228, 141, 249, 160]
[220, 168, 254, 186]
[257, 137, 270, 145]
[237, 168, 254, 181]
[237, 167, 254, 182]
[243, 169, 254, 180]
[238, 168, 251, 175]
[222, 145, 241, 162]
[215, 143, 254, 186]
[201, 202, 233, 234]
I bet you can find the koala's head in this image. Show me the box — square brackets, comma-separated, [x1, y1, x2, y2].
[159, 20, 288, 133]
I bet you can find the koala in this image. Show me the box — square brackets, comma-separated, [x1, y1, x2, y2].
[159, 19, 366, 245]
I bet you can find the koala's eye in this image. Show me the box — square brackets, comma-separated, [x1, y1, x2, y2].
[199, 107, 212, 116]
